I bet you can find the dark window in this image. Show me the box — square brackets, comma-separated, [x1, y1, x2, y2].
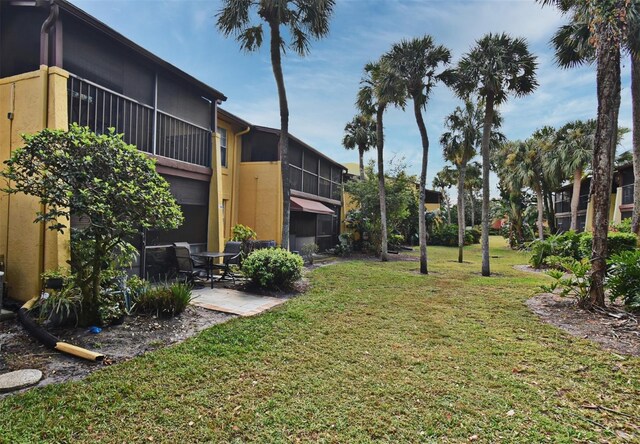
[304, 153, 318, 173]
[622, 211, 632, 220]
[290, 145, 303, 168]
[290, 167, 302, 191]
[218, 127, 228, 167]
[319, 178, 331, 198]
[320, 161, 331, 180]
[303, 172, 318, 195]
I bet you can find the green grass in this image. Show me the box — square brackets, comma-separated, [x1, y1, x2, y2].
[1, 237, 638, 443]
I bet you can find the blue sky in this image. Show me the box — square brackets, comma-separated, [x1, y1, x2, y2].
[70, 0, 633, 197]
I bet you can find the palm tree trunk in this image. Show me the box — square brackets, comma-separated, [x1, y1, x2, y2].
[376, 105, 388, 262]
[413, 97, 429, 274]
[570, 169, 582, 231]
[358, 145, 366, 181]
[469, 192, 475, 227]
[480, 94, 495, 276]
[446, 193, 452, 224]
[589, 31, 622, 308]
[457, 165, 467, 263]
[536, 187, 544, 240]
[631, 54, 640, 235]
[546, 190, 556, 233]
[268, 21, 290, 250]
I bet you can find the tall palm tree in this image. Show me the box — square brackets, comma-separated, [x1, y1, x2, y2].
[541, 0, 627, 307]
[440, 100, 496, 262]
[356, 60, 406, 261]
[464, 161, 483, 228]
[384, 36, 451, 274]
[433, 166, 456, 224]
[449, 33, 538, 276]
[507, 138, 547, 240]
[548, 120, 595, 230]
[492, 144, 526, 248]
[217, 0, 335, 249]
[342, 114, 377, 181]
[550, 0, 640, 236]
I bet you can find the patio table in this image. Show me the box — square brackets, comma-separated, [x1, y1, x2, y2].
[192, 251, 238, 288]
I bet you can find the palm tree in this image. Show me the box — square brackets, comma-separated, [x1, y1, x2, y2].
[342, 114, 377, 181]
[440, 100, 492, 262]
[217, 0, 335, 249]
[384, 36, 451, 274]
[541, 0, 627, 307]
[507, 139, 547, 240]
[449, 33, 538, 276]
[356, 60, 406, 261]
[464, 162, 483, 228]
[433, 166, 456, 224]
[550, 0, 640, 236]
[548, 120, 595, 230]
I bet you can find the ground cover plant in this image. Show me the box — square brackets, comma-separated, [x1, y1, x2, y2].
[0, 238, 638, 442]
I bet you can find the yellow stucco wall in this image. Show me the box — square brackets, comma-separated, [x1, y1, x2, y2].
[217, 119, 248, 241]
[0, 66, 70, 302]
[237, 161, 283, 244]
[425, 202, 440, 212]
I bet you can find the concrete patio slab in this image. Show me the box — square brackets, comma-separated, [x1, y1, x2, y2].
[190, 287, 286, 317]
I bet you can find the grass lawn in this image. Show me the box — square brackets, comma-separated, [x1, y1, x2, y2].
[1, 237, 638, 443]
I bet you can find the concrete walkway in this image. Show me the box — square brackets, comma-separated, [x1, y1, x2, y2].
[190, 287, 286, 317]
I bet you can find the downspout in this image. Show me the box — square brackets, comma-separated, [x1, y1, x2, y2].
[39, 0, 58, 280]
[40, 0, 59, 67]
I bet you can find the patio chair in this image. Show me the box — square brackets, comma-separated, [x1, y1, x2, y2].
[174, 242, 207, 268]
[211, 241, 242, 283]
[173, 244, 208, 286]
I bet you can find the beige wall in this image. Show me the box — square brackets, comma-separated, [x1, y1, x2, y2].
[0, 66, 70, 302]
[237, 161, 283, 244]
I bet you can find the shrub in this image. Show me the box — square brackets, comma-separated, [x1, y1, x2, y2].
[333, 233, 353, 257]
[543, 255, 576, 272]
[300, 243, 319, 265]
[231, 224, 257, 242]
[578, 232, 637, 258]
[242, 248, 303, 290]
[97, 287, 126, 326]
[36, 284, 82, 326]
[388, 233, 405, 250]
[137, 282, 192, 317]
[540, 259, 592, 307]
[467, 227, 482, 244]
[611, 218, 633, 233]
[607, 250, 640, 310]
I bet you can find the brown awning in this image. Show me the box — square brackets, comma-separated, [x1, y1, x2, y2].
[290, 196, 335, 215]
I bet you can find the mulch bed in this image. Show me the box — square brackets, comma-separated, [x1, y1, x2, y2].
[0, 306, 233, 397]
[518, 265, 640, 357]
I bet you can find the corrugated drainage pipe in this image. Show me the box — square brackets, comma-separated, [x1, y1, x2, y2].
[17, 297, 105, 362]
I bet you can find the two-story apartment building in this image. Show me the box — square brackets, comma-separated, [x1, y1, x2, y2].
[554, 163, 635, 233]
[0, 0, 346, 300]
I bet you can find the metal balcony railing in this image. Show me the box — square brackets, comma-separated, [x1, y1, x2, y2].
[68, 74, 211, 167]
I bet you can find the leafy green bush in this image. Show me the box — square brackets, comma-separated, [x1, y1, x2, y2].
[528, 230, 636, 268]
[36, 285, 82, 326]
[388, 233, 405, 250]
[429, 224, 478, 247]
[540, 259, 592, 307]
[467, 227, 481, 244]
[542, 255, 576, 272]
[611, 218, 633, 233]
[333, 233, 353, 257]
[607, 250, 640, 310]
[137, 282, 192, 317]
[97, 287, 126, 326]
[231, 224, 257, 242]
[242, 248, 303, 290]
[578, 232, 637, 258]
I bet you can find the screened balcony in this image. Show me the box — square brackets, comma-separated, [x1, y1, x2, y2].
[622, 184, 634, 205]
[68, 74, 212, 167]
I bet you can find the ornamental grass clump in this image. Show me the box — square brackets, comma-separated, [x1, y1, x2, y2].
[242, 248, 303, 290]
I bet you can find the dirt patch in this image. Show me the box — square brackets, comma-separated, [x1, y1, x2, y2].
[514, 264, 546, 274]
[527, 293, 640, 356]
[0, 306, 233, 397]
